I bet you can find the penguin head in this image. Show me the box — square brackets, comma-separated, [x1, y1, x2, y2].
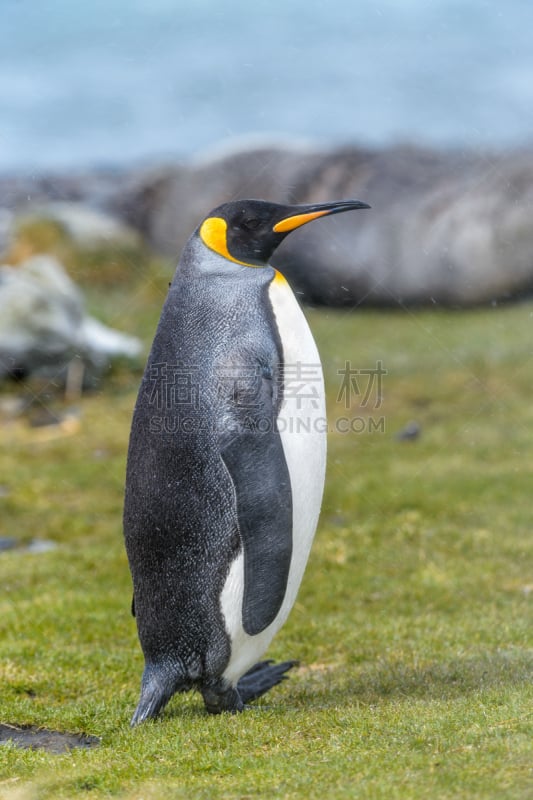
[198, 199, 370, 268]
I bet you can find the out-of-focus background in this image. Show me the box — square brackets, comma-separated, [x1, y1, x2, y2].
[2, 0, 533, 169]
[1, 3, 532, 798]
[2, 0, 533, 318]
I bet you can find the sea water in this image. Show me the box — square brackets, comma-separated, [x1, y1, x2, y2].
[1, 0, 532, 170]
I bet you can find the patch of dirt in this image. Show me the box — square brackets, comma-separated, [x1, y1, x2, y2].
[0, 723, 100, 754]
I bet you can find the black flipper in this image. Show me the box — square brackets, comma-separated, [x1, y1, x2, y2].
[221, 428, 292, 635]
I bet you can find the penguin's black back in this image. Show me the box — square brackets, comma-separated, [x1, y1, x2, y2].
[123, 238, 290, 686]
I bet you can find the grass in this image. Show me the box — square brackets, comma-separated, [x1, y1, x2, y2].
[0, 265, 532, 799]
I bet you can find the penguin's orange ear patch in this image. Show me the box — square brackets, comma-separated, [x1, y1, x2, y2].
[200, 217, 251, 267]
[199, 217, 228, 258]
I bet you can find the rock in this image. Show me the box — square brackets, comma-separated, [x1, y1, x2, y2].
[395, 421, 422, 441]
[25, 539, 57, 554]
[115, 140, 533, 306]
[275, 145, 533, 306]
[21, 202, 141, 249]
[2, 140, 533, 306]
[0, 208, 14, 254]
[0, 255, 142, 381]
[0, 537, 17, 552]
[0, 167, 134, 214]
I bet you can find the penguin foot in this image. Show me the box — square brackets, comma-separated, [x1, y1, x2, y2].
[132, 661, 299, 722]
[201, 660, 297, 714]
[201, 684, 244, 714]
[237, 659, 298, 705]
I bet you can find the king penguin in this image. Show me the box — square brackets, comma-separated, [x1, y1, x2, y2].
[124, 198, 370, 724]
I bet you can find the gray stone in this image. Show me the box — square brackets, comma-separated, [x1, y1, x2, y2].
[116, 141, 533, 306]
[0, 537, 17, 552]
[20, 202, 141, 248]
[0, 255, 142, 380]
[2, 141, 533, 305]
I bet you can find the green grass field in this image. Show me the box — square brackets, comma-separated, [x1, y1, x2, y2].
[0, 268, 532, 799]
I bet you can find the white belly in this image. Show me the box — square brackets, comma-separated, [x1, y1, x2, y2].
[221, 271, 326, 685]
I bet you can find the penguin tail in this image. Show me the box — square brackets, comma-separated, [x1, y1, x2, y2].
[237, 659, 299, 705]
[130, 665, 181, 726]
